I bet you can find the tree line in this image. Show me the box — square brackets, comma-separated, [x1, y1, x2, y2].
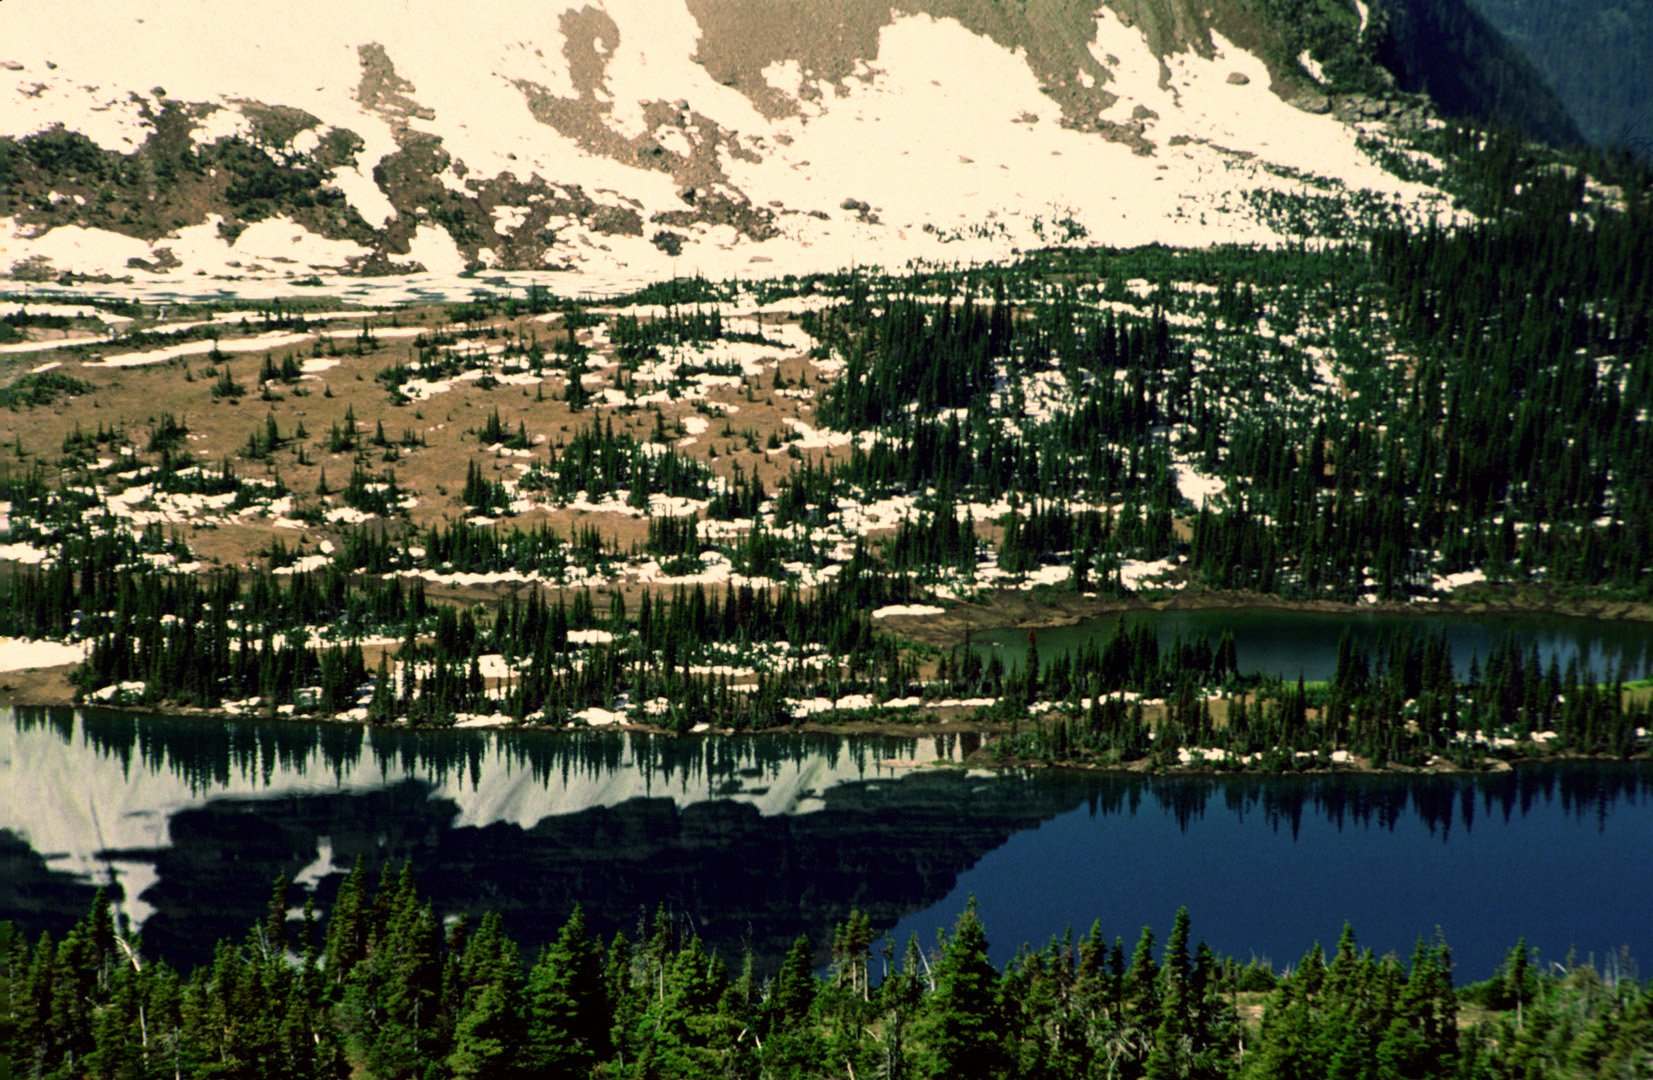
[5, 869, 1648, 1079]
[996, 623, 1649, 768]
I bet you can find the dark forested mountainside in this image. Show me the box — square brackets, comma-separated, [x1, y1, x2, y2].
[5, 877, 1650, 1080]
[1464, 0, 1653, 156]
[1375, 0, 1583, 147]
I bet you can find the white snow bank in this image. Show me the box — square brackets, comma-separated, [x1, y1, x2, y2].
[0, 638, 89, 671]
[1432, 569, 1487, 592]
[872, 604, 946, 618]
[1173, 464, 1226, 507]
[0, 542, 53, 565]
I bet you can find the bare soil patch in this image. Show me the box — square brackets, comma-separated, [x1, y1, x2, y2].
[0, 304, 833, 585]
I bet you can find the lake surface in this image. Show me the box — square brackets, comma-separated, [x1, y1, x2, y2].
[972, 608, 1653, 683]
[4, 707, 1650, 982]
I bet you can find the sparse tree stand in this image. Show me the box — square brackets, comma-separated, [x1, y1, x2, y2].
[211, 360, 244, 400]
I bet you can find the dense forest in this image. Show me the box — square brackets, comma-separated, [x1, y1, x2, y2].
[3, 533, 1647, 767]
[1374, 0, 1582, 147]
[1463, 0, 1653, 155]
[804, 158, 1653, 604]
[5, 872, 1649, 1080]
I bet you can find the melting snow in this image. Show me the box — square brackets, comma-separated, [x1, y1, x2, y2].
[4, 2, 1451, 285]
[872, 604, 946, 618]
[0, 638, 90, 671]
[1432, 568, 1487, 592]
[1173, 464, 1226, 507]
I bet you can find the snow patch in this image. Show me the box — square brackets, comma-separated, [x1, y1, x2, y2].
[1432, 568, 1486, 592]
[1298, 51, 1327, 85]
[872, 604, 946, 619]
[0, 638, 89, 671]
[1173, 464, 1226, 507]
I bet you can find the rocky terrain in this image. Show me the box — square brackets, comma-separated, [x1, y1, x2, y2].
[2, 0, 1465, 287]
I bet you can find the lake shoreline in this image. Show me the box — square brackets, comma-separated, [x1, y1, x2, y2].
[10, 691, 1646, 781]
[950, 745, 1653, 777]
[875, 583, 1653, 648]
[6, 582, 1648, 776]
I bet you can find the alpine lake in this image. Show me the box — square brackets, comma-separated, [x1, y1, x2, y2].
[5, 609, 1652, 984]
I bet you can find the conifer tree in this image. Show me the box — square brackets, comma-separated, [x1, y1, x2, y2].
[523, 905, 610, 1077]
[913, 900, 1009, 1079]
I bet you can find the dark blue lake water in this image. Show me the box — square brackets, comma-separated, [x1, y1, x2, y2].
[4, 708, 1649, 983]
[888, 766, 1653, 982]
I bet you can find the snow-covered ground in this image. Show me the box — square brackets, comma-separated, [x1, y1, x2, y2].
[0, 637, 91, 671]
[2, 0, 1452, 286]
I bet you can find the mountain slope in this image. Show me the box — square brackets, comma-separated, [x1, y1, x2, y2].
[1, 0, 1450, 286]
[1463, 0, 1653, 155]
[1374, 0, 1583, 148]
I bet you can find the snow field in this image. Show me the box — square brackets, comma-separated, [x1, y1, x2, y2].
[4, 1, 1459, 284]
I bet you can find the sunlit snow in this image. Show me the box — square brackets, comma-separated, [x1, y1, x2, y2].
[3, 0, 1452, 285]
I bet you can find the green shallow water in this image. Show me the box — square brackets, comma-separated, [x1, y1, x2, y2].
[972, 607, 1653, 682]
